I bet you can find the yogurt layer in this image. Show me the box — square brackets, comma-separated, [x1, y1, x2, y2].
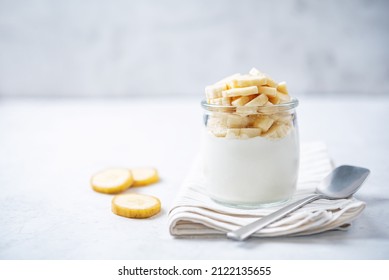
[202, 128, 299, 206]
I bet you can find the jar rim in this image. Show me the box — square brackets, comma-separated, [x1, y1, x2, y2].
[201, 97, 298, 113]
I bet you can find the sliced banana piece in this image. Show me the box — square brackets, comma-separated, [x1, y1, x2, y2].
[252, 115, 274, 132]
[112, 193, 161, 219]
[208, 97, 232, 105]
[205, 83, 227, 99]
[231, 95, 253, 106]
[228, 75, 267, 88]
[257, 86, 277, 97]
[244, 93, 268, 106]
[132, 167, 159, 187]
[91, 168, 133, 194]
[277, 81, 288, 94]
[222, 85, 258, 97]
[277, 90, 291, 103]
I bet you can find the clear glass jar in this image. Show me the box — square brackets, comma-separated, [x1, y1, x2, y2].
[201, 98, 299, 208]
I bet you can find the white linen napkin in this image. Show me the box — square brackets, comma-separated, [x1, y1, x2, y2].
[168, 142, 366, 237]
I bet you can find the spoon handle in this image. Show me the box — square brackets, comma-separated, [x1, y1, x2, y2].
[227, 193, 323, 241]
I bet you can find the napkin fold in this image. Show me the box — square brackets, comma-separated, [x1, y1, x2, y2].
[168, 142, 365, 237]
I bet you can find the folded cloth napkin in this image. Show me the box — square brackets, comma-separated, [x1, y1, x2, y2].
[168, 142, 366, 237]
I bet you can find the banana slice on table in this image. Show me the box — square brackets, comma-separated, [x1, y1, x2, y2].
[112, 193, 161, 219]
[91, 168, 133, 194]
[132, 167, 159, 187]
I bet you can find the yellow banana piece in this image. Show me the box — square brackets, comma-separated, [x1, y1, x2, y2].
[277, 90, 291, 103]
[231, 95, 254, 106]
[112, 193, 161, 219]
[252, 115, 274, 132]
[277, 81, 288, 94]
[228, 75, 267, 88]
[208, 97, 232, 105]
[257, 86, 277, 97]
[91, 168, 133, 194]
[132, 167, 159, 187]
[222, 86, 259, 97]
[245, 93, 268, 106]
[205, 83, 227, 99]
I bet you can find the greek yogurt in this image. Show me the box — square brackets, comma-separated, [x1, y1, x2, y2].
[202, 128, 299, 207]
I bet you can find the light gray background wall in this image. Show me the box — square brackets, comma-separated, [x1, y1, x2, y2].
[0, 0, 388, 98]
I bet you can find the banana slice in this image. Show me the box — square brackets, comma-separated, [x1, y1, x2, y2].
[269, 94, 280, 104]
[257, 86, 277, 97]
[244, 93, 268, 106]
[277, 81, 288, 94]
[91, 168, 133, 194]
[132, 167, 159, 187]
[277, 90, 291, 103]
[112, 193, 161, 219]
[208, 97, 232, 105]
[205, 83, 227, 99]
[228, 75, 267, 88]
[252, 115, 274, 132]
[222, 86, 258, 97]
[249, 68, 277, 87]
[231, 95, 253, 106]
[226, 114, 249, 128]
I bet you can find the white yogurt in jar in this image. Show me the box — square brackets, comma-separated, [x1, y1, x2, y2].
[202, 128, 299, 207]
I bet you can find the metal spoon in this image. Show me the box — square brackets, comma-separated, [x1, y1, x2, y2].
[227, 165, 370, 241]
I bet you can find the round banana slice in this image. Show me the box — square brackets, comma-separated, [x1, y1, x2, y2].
[132, 167, 159, 187]
[112, 193, 161, 219]
[91, 168, 133, 194]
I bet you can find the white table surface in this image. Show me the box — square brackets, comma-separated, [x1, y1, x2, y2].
[1, 96, 388, 260]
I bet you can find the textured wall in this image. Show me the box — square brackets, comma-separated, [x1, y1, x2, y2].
[0, 0, 388, 97]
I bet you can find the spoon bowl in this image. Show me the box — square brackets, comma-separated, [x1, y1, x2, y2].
[317, 165, 370, 199]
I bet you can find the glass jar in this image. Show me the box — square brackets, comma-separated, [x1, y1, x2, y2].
[201, 98, 299, 208]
